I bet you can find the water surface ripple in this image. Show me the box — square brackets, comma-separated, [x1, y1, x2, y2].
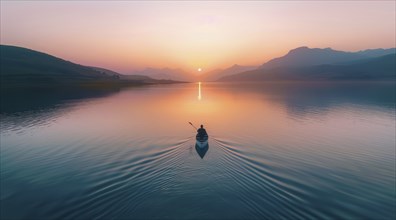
[1, 82, 395, 219]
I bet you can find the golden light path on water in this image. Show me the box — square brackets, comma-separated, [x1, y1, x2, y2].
[198, 82, 202, 101]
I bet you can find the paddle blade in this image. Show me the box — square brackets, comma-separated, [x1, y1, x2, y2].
[188, 122, 197, 130]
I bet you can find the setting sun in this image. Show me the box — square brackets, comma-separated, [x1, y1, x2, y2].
[0, 1, 395, 219]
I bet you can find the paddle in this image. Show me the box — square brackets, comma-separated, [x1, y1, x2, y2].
[188, 122, 198, 130]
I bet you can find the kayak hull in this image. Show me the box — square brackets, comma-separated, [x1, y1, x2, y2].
[196, 135, 208, 148]
[196, 139, 208, 148]
[195, 142, 209, 159]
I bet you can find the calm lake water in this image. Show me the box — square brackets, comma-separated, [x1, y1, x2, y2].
[1, 82, 395, 219]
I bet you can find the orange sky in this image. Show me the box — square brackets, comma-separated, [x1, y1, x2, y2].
[1, 1, 395, 74]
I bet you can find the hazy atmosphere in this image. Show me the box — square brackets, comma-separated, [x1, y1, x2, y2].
[1, 1, 395, 73]
[1, 1, 395, 219]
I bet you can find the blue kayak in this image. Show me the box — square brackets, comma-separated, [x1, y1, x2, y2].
[196, 133, 208, 148]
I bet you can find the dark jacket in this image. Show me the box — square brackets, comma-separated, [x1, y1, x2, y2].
[197, 128, 207, 136]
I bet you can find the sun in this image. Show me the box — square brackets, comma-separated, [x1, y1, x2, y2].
[197, 68, 202, 72]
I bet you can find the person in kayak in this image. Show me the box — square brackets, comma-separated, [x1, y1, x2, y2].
[197, 125, 208, 136]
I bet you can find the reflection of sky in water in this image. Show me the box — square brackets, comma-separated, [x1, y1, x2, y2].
[1, 82, 395, 219]
[1, 82, 395, 139]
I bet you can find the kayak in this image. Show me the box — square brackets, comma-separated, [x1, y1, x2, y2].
[196, 134, 208, 148]
[195, 142, 209, 159]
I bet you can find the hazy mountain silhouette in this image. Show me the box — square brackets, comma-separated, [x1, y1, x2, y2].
[90, 66, 122, 77]
[198, 64, 257, 81]
[220, 52, 396, 81]
[90, 66, 164, 82]
[1, 45, 179, 89]
[259, 47, 395, 70]
[130, 67, 193, 81]
[261, 47, 367, 69]
[355, 48, 396, 58]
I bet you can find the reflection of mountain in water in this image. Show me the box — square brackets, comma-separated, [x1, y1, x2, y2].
[2, 82, 394, 132]
[280, 83, 395, 118]
[195, 143, 209, 159]
[227, 82, 395, 117]
[282, 83, 395, 118]
[0, 87, 120, 130]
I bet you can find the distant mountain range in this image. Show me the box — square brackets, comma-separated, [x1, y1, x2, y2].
[258, 47, 395, 69]
[197, 64, 257, 81]
[0, 45, 179, 89]
[129, 68, 193, 81]
[2, 45, 395, 87]
[219, 47, 395, 81]
[128, 65, 257, 82]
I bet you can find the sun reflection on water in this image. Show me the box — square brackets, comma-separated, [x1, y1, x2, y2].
[198, 82, 202, 100]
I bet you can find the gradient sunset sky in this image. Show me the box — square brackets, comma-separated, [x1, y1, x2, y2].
[1, 1, 395, 74]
